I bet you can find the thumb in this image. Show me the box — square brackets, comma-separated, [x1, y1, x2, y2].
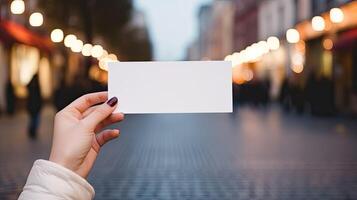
[82, 97, 118, 130]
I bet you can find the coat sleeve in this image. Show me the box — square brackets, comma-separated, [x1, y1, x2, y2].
[18, 159, 95, 200]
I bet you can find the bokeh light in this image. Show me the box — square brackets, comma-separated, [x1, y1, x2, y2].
[81, 44, 93, 56]
[291, 64, 304, 74]
[29, 12, 43, 27]
[286, 29, 300, 44]
[50, 29, 64, 43]
[323, 38, 333, 50]
[108, 54, 118, 61]
[64, 34, 77, 48]
[267, 36, 280, 50]
[330, 8, 344, 23]
[71, 39, 83, 53]
[311, 16, 325, 31]
[10, 0, 25, 14]
[91, 45, 104, 58]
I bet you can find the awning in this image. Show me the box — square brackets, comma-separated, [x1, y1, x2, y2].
[334, 28, 357, 50]
[0, 20, 53, 52]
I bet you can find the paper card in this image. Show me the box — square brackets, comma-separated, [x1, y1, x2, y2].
[108, 61, 232, 114]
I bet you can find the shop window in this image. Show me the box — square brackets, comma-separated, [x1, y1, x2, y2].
[39, 57, 52, 99]
[353, 45, 357, 93]
[321, 50, 333, 78]
[0, 43, 8, 111]
[10, 44, 40, 98]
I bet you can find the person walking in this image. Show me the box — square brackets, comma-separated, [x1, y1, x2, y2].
[26, 74, 43, 139]
[19, 92, 124, 199]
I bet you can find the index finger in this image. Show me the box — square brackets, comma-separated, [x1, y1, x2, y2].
[64, 92, 108, 114]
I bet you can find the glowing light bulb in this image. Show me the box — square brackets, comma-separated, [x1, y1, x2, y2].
[71, 39, 83, 53]
[10, 0, 25, 14]
[292, 65, 304, 74]
[224, 55, 233, 61]
[107, 54, 118, 61]
[323, 38, 333, 50]
[330, 8, 344, 23]
[243, 69, 254, 82]
[98, 50, 108, 60]
[50, 29, 64, 43]
[91, 45, 104, 58]
[292, 53, 304, 66]
[99, 57, 112, 71]
[267, 36, 280, 50]
[286, 29, 300, 44]
[232, 52, 242, 67]
[81, 44, 93, 56]
[29, 12, 43, 27]
[311, 16, 325, 31]
[258, 41, 269, 55]
[64, 34, 77, 48]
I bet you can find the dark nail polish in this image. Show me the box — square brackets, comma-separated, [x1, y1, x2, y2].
[107, 97, 118, 107]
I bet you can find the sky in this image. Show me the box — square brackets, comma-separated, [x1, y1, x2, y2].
[134, 0, 212, 61]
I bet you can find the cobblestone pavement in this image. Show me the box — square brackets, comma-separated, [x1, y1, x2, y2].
[1, 105, 357, 199]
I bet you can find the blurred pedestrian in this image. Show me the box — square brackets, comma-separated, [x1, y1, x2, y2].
[26, 74, 43, 139]
[19, 92, 124, 199]
[5, 79, 15, 115]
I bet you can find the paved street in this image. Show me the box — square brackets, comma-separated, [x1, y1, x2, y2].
[1, 105, 357, 199]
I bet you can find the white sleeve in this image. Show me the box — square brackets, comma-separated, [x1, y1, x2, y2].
[18, 159, 95, 200]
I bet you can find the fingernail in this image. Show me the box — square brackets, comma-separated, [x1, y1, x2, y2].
[107, 97, 118, 107]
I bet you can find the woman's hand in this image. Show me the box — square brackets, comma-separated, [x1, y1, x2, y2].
[49, 92, 124, 178]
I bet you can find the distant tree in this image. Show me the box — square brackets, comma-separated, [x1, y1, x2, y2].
[38, 0, 132, 46]
[39, 0, 153, 68]
[117, 23, 153, 61]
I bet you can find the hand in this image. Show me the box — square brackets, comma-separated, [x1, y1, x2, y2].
[49, 92, 124, 178]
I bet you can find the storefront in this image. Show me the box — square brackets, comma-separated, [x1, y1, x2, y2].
[333, 28, 357, 114]
[294, 1, 357, 115]
[0, 20, 53, 112]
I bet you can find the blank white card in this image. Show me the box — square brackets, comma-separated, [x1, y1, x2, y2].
[108, 61, 232, 114]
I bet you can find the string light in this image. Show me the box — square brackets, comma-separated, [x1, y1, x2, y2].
[50, 29, 64, 43]
[323, 38, 333, 50]
[292, 65, 304, 74]
[71, 39, 83, 53]
[9, 0, 118, 70]
[98, 50, 108, 60]
[257, 41, 269, 55]
[29, 12, 43, 27]
[91, 45, 104, 58]
[311, 16, 325, 31]
[330, 8, 344, 23]
[267, 36, 280, 50]
[10, 0, 25, 14]
[81, 44, 93, 56]
[64, 34, 77, 48]
[108, 54, 118, 61]
[286, 29, 300, 44]
[224, 55, 233, 62]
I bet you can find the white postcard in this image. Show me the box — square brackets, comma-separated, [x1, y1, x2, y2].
[108, 61, 232, 114]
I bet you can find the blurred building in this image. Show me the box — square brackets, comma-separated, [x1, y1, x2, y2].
[0, 0, 54, 113]
[115, 10, 153, 61]
[233, 0, 259, 51]
[257, 0, 296, 99]
[206, 0, 234, 60]
[197, 4, 212, 60]
[293, 0, 357, 114]
[186, 40, 200, 60]
[210, 0, 357, 115]
[187, 0, 234, 60]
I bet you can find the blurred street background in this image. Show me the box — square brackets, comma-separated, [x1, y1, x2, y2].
[1, 0, 357, 199]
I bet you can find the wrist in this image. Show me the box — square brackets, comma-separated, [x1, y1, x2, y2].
[49, 153, 82, 177]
